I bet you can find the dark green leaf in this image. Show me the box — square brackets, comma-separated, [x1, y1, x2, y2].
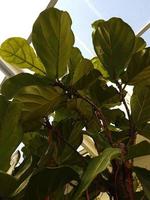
[131, 84, 150, 126]
[138, 123, 150, 140]
[89, 80, 120, 107]
[14, 85, 65, 122]
[134, 167, 150, 200]
[135, 191, 148, 200]
[0, 172, 18, 197]
[126, 141, 150, 160]
[0, 95, 9, 127]
[0, 101, 23, 171]
[32, 7, 74, 80]
[23, 132, 48, 157]
[24, 166, 79, 200]
[0, 37, 46, 75]
[72, 59, 93, 85]
[1, 73, 51, 99]
[72, 148, 120, 199]
[74, 69, 101, 90]
[93, 18, 135, 79]
[126, 48, 150, 84]
[67, 98, 93, 120]
[59, 121, 83, 163]
[134, 37, 146, 53]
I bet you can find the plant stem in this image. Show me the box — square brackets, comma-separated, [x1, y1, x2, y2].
[75, 92, 113, 145]
[45, 117, 86, 163]
[55, 81, 113, 145]
[115, 81, 135, 139]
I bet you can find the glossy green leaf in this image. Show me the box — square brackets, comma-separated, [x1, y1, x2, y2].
[131, 84, 150, 126]
[24, 166, 79, 200]
[0, 171, 18, 197]
[0, 101, 23, 171]
[14, 85, 65, 122]
[126, 141, 150, 160]
[134, 167, 150, 200]
[72, 148, 120, 199]
[126, 48, 150, 84]
[32, 7, 74, 80]
[93, 17, 135, 79]
[0, 37, 46, 75]
[1, 73, 51, 99]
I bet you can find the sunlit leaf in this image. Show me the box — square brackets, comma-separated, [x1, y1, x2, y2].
[0, 37, 46, 75]
[32, 7, 74, 80]
[93, 17, 135, 80]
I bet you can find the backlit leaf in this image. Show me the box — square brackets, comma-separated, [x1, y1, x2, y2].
[93, 17, 135, 80]
[0, 37, 46, 75]
[32, 8, 74, 80]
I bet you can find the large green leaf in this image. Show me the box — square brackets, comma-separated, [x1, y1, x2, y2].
[24, 166, 79, 200]
[1, 73, 51, 99]
[72, 148, 120, 199]
[133, 37, 146, 53]
[134, 167, 150, 200]
[89, 80, 120, 107]
[0, 37, 46, 75]
[0, 95, 9, 127]
[138, 124, 150, 140]
[91, 57, 109, 78]
[58, 121, 83, 163]
[14, 85, 65, 122]
[72, 59, 93, 85]
[93, 18, 135, 80]
[0, 171, 18, 197]
[23, 132, 48, 157]
[68, 47, 83, 73]
[125, 48, 150, 84]
[0, 101, 23, 171]
[32, 7, 74, 80]
[131, 84, 150, 126]
[126, 141, 150, 160]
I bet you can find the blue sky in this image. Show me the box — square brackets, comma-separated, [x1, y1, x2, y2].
[0, 0, 150, 59]
[56, 0, 150, 58]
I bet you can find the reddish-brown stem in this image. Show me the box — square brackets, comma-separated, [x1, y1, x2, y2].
[86, 190, 90, 200]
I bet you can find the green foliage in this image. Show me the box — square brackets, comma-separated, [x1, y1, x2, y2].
[32, 8, 74, 80]
[134, 167, 150, 200]
[92, 18, 135, 80]
[0, 6, 150, 200]
[0, 37, 46, 75]
[72, 148, 120, 199]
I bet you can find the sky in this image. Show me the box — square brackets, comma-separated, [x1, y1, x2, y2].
[0, 0, 150, 79]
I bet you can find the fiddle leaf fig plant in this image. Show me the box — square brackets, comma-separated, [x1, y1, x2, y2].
[0, 7, 150, 200]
